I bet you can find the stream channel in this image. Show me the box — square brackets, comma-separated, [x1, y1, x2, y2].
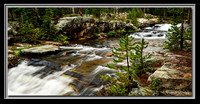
[8, 23, 181, 96]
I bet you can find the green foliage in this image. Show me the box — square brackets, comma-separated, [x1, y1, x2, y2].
[13, 50, 22, 56]
[94, 33, 99, 37]
[108, 31, 117, 34]
[127, 8, 143, 26]
[157, 16, 163, 23]
[148, 78, 162, 95]
[165, 22, 182, 50]
[12, 45, 30, 56]
[100, 34, 151, 96]
[183, 28, 192, 50]
[69, 14, 79, 17]
[128, 8, 143, 19]
[56, 35, 69, 45]
[92, 8, 101, 18]
[128, 26, 137, 33]
[121, 16, 125, 22]
[100, 34, 136, 95]
[99, 72, 130, 96]
[126, 19, 130, 24]
[131, 18, 138, 26]
[144, 14, 154, 20]
[19, 21, 41, 43]
[40, 8, 57, 40]
[130, 38, 151, 72]
[14, 8, 61, 43]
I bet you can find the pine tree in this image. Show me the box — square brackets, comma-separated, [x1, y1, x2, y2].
[107, 34, 136, 92]
[130, 38, 151, 73]
[165, 22, 182, 50]
[100, 33, 152, 95]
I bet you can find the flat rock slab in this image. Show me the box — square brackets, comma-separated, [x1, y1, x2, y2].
[21, 45, 60, 55]
[147, 65, 192, 91]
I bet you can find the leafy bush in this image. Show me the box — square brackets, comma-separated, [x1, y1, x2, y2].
[183, 28, 192, 50]
[56, 35, 69, 45]
[121, 16, 125, 22]
[92, 8, 101, 18]
[157, 16, 163, 23]
[19, 21, 41, 43]
[144, 14, 154, 20]
[126, 19, 130, 24]
[108, 31, 117, 34]
[148, 78, 162, 96]
[69, 14, 79, 17]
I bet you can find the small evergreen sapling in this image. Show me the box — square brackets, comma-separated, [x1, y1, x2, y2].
[165, 22, 182, 50]
[130, 38, 151, 74]
[106, 34, 136, 93]
[100, 35, 151, 95]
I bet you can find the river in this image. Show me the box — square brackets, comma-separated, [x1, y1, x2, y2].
[7, 23, 180, 96]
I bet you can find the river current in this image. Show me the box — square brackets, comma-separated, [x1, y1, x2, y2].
[7, 23, 181, 96]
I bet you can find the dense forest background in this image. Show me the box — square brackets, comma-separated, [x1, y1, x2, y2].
[8, 8, 192, 43]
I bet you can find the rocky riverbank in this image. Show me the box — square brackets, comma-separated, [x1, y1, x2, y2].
[97, 39, 192, 96]
[7, 12, 192, 96]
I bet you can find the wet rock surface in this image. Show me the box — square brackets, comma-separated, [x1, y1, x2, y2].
[147, 50, 192, 96]
[21, 45, 61, 55]
[8, 21, 192, 96]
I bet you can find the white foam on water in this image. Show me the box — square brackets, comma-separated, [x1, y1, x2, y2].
[129, 23, 182, 40]
[59, 45, 83, 50]
[154, 23, 182, 31]
[90, 66, 116, 75]
[62, 45, 110, 61]
[8, 61, 76, 95]
[84, 53, 102, 61]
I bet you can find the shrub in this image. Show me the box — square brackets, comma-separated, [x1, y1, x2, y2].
[148, 78, 162, 96]
[19, 21, 41, 43]
[56, 35, 69, 45]
[108, 31, 117, 34]
[69, 14, 79, 17]
[126, 19, 130, 24]
[165, 22, 182, 50]
[100, 34, 151, 96]
[121, 16, 125, 22]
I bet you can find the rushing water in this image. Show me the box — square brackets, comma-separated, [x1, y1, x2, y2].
[129, 23, 181, 39]
[7, 23, 179, 96]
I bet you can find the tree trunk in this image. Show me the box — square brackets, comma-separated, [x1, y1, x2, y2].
[180, 8, 185, 50]
[140, 42, 144, 69]
[72, 7, 75, 14]
[34, 8, 43, 25]
[163, 8, 167, 20]
[116, 7, 119, 15]
[20, 12, 23, 25]
[125, 35, 132, 93]
[143, 8, 145, 17]
[187, 8, 191, 24]
[8, 9, 14, 21]
[35, 8, 40, 19]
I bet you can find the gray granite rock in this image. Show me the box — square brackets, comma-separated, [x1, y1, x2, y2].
[21, 45, 60, 54]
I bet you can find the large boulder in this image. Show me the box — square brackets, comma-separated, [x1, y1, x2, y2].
[55, 16, 96, 39]
[147, 63, 192, 91]
[137, 18, 156, 27]
[55, 16, 95, 32]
